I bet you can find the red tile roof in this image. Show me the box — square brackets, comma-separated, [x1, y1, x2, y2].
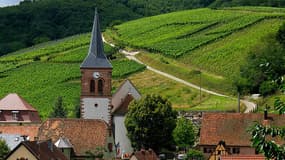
[221, 155, 265, 160]
[200, 113, 285, 146]
[0, 123, 40, 140]
[131, 149, 158, 160]
[6, 140, 68, 160]
[0, 93, 37, 111]
[38, 118, 109, 156]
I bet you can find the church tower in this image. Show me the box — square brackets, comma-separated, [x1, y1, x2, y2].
[80, 10, 112, 123]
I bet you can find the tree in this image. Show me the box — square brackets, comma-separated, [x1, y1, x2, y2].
[49, 96, 67, 118]
[125, 94, 177, 152]
[239, 35, 285, 95]
[187, 149, 205, 160]
[173, 117, 196, 148]
[277, 22, 285, 46]
[0, 139, 10, 160]
[250, 98, 285, 159]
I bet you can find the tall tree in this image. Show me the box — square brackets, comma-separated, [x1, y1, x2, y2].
[0, 139, 10, 160]
[125, 94, 177, 152]
[49, 96, 67, 118]
[173, 117, 197, 148]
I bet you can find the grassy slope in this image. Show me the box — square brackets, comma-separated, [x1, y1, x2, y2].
[0, 31, 239, 118]
[113, 70, 238, 111]
[106, 7, 285, 95]
[0, 34, 145, 118]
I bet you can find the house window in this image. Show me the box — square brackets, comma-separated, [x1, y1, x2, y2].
[12, 111, 19, 121]
[203, 147, 214, 153]
[98, 79, 103, 95]
[90, 80, 95, 93]
[232, 148, 240, 154]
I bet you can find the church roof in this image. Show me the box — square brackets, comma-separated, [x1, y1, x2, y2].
[0, 93, 37, 111]
[80, 9, 112, 69]
[112, 80, 141, 115]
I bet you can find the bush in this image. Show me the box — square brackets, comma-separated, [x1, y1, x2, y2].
[187, 149, 205, 160]
[259, 81, 278, 96]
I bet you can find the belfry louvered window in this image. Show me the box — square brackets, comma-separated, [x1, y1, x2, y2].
[98, 79, 103, 95]
[90, 80, 95, 93]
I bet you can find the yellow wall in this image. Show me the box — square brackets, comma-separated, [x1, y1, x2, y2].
[7, 145, 37, 160]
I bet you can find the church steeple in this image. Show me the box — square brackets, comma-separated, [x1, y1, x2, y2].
[80, 10, 112, 122]
[80, 9, 112, 69]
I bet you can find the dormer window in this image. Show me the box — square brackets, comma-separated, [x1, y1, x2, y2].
[12, 111, 19, 121]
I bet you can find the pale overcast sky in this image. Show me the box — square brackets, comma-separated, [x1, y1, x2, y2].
[0, 0, 23, 7]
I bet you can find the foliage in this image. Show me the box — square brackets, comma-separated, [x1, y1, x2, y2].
[125, 94, 177, 152]
[49, 96, 67, 118]
[277, 22, 285, 46]
[172, 117, 196, 148]
[187, 149, 205, 160]
[250, 98, 285, 159]
[210, 0, 285, 8]
[85, 147, 104, 159]
[0, 139, 10, 160]
[239, 35, 285, 95]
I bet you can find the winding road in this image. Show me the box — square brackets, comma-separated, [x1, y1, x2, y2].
[102, 36, 257, 113]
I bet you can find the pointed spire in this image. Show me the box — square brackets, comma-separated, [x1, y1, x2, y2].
[80, 9, 112, 68]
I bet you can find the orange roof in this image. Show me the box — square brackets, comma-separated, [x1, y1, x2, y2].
[200, 113, 285, 146]
[0, 93, 37, 111]
[131, 149, 158, 160]
[38, 118, 109, 156]
[0, 123, 40, 140]
[221, 155, 265, 160]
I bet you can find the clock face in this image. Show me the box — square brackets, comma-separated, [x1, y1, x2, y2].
[93, 72, 100, 78]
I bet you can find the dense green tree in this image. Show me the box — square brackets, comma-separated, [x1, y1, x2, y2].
[239, 35, 285, 95]
[250, 98, 285, 159]
[173, 117, 196, 148]
[277, 22, 285, 47]
[211, 0, 285, 7]
[0, 139, 10, 160]
[125, 94, 177, 152]
[187, 149, 205, 160]
[49, 96, 67, 118]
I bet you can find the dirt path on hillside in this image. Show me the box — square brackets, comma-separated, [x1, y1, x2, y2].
[102, 36, 256, 113]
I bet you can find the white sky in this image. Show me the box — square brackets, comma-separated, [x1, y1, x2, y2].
[0, 0, 23, 7]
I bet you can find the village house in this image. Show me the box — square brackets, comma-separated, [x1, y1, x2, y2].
[37, 118, 115, 159]
[198, 112, 285, 159]
[5, 140, 68, 160]
[0, 93, 41, 141]
[0, 93, 41, 122]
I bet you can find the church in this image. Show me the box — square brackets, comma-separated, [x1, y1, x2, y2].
[80, 9, 141, 158]
[0, 10, 140, 160]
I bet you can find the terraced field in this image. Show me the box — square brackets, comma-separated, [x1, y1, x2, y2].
[0, 34, 145, 118]
[3, 6, 282, 117]
[106, 7, 285, 94]
[1, 29, 238, 118]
